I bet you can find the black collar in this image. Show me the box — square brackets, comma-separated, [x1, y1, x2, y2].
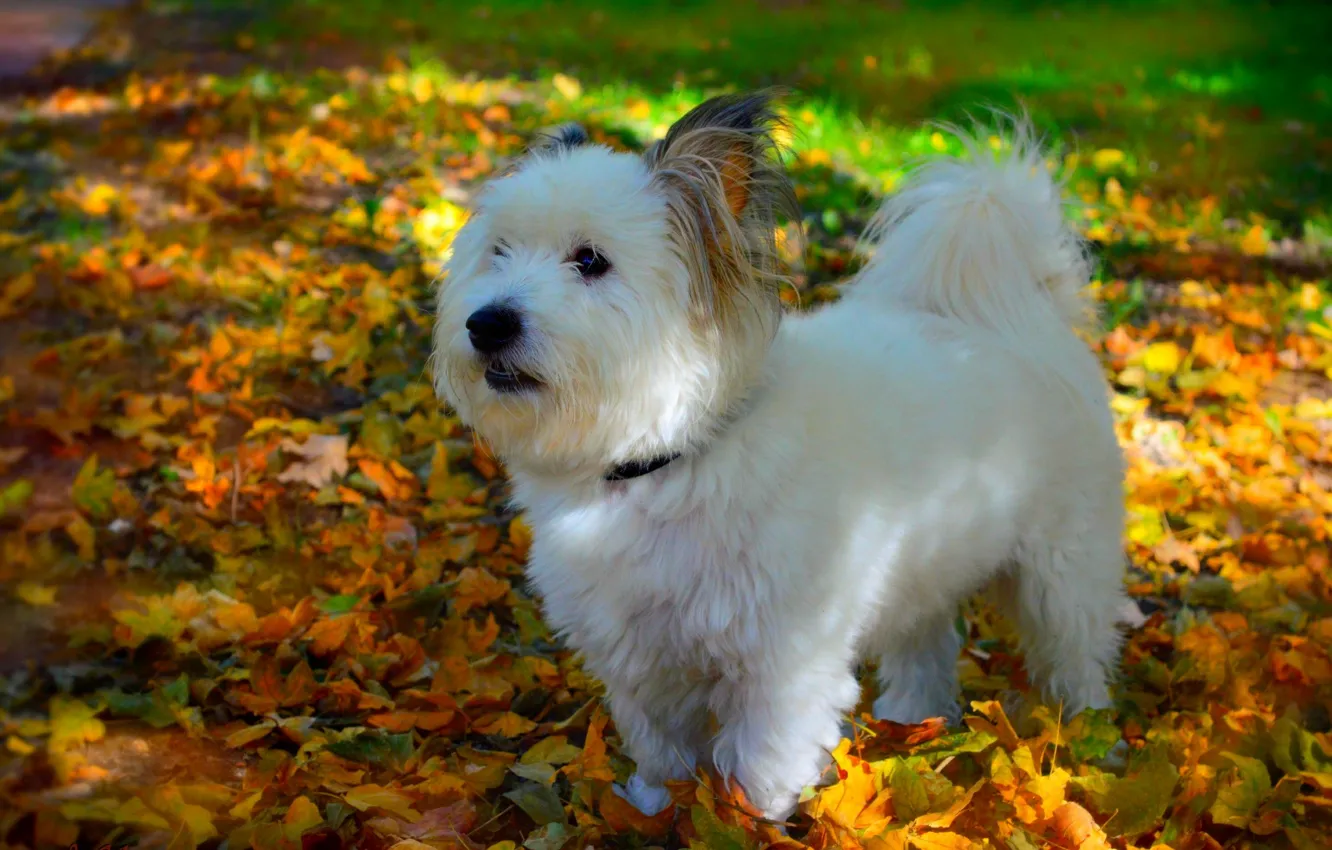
[600, 393, 761, 483]
[604, 452, 682, 482]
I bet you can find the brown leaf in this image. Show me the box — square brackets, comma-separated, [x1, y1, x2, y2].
[130, 263, 173, 290]
[305, 613, 359, 656]
[367, 711, 456, 733]
[402, 801, 479, 841]
[278, 434, 349, 488]
[453, 567, 510, 616]
[249, 656, 286, 710]
[1153, 535, 1201, 573]
[472, 712, 536, 737]
[599, 784, 674, 836]
[1052, 802, 1111, 850]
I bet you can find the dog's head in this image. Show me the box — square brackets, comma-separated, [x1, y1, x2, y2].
[432, 90, 796, 477]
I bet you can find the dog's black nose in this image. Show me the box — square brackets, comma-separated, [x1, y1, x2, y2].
[466, 304, 522, 354]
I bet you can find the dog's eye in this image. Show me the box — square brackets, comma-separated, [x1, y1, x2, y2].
[571, 246, 610, 279]
[493, 242, 508, 258]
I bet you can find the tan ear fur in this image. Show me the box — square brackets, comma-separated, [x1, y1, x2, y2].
[642, 89, 800, 323]
[721, 147, 750, 218]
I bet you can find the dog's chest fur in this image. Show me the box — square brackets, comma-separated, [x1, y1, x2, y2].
[520, 482, 775, 686]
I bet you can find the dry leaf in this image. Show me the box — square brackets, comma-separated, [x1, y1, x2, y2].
[278, 434, 349, 488]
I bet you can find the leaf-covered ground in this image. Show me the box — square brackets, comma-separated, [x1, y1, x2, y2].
[2, 1, 1332, 848]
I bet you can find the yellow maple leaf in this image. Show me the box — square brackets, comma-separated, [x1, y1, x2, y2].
[1015, 768, 1070, 824]
[809, 739, 878, 829]
[1142, 341, 1183, 375]
[1240, 224, 1269, 257]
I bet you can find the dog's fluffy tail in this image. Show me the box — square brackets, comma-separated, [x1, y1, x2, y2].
[854, 115, 1093, 337]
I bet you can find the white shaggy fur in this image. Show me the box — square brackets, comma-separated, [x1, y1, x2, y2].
[432, 99, 1127, 820]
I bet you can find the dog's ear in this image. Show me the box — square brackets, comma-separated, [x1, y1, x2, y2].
[644, 90, 787, 217]
[528, 123, 591, 156]
[643, 90, 798, 318]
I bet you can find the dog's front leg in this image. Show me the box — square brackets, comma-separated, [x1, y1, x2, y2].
[711, 665, 860, 820]
[606, 682, 707, 815]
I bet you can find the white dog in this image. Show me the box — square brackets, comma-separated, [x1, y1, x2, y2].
[432, 91, 1127, 820]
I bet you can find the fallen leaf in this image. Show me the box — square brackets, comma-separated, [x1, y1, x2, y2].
[16, 581, 58, 606]
[344, 784, 421, 822]
[278, 434, 349, 488]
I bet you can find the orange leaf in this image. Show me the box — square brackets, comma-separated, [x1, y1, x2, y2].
[359, 458, 412, 501]
[213, 602, 260, 636]
[562, 708, 615, 783]
[283, 660, 318, 706]
[130, 263, 173, 290]
[368, 711, 456, 733]
[1052, 802, 1111, 850]
[305, 613, 358, 656]
[454, 567, 510, 616]
[472, 711, 536, 737]
[599, 784, 674, 836]
[249, 656, 285, 706]
[284, 795, 323, 834]
[249, 657, 318, 709]
[402, 801, 479, 841]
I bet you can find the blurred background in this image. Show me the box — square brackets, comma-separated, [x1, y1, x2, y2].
[2, 2, 1332, 849]
[5, 0, 1330, 288]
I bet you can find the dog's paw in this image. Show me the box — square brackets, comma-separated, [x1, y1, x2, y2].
[612, 774, 673, 816]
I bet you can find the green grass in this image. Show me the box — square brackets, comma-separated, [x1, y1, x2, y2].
[176, 0, 1331, 240]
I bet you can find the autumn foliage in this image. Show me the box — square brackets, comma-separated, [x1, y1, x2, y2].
[2, 2, 1332, 849]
